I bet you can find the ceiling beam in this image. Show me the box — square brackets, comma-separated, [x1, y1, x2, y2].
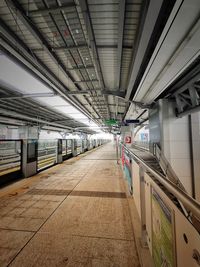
[28, 3, 76, 15]
[78, 0, 110, 118]
[0, 28, 102, 127]
[116, 0, 126, 90]
[102, 90, 126, 98]
[32, 44, 133, 52]
[74, 79, 98, 83]
[0, 93, 56, 100]
[67, 91, 89, 95]
[32, 44, 88, 52]
[2, 1, 101, 124]
[66, 65, 94, 71]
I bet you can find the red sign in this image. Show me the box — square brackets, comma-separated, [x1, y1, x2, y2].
[125, 136, 131, 144]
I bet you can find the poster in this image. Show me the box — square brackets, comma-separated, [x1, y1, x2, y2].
[152, 188, 175, 267]
[121, 145, 125, 167]
[140, 132, 148, 141]
[123, 150, 132, 194]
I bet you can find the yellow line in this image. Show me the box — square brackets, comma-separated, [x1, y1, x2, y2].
[0, 166, 20, 176]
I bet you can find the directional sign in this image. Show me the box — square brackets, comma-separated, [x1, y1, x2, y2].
[125, 119, 140, 124]
[105, 119, 118, 125]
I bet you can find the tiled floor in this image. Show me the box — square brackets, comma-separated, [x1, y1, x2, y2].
[0, 143, 140, 267]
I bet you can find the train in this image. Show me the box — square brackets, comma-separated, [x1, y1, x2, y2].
[0, 138, 108, 186]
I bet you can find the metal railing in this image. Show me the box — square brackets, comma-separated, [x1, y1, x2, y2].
[121, 143, 200, 222]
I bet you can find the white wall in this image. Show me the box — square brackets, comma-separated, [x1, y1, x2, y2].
[134, 126, 149, 142]
[160, 100, 192, 195]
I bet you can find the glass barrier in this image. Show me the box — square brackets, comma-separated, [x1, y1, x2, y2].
[37, 140, 57, 171]
[75, 139, 82, 155]
[120, 143, 200, 267]
[0, 140, 21, 177]
[62, 140, 67, 156]
[67, 139, 72, 155]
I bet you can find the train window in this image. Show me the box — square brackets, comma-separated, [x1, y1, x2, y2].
[27, 140, 37, 163]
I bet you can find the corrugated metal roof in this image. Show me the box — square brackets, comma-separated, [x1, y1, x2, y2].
[0, 0, 145, 130]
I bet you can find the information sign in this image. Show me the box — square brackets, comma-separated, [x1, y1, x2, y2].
[125, 136, 131, 144]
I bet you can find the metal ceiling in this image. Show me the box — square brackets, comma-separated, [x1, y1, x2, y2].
[0, 0, 144, 131]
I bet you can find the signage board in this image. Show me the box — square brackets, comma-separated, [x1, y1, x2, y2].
[105, 119, 118, 125]
[125, 119, 140, 124]
[125, 136, 131, 144]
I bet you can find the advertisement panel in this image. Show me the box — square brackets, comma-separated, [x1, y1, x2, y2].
[152, 188, 176, 267]
[123, 150, 132, 194]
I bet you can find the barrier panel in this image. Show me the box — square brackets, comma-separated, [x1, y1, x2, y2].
[0, 140, 22, 185]
[120, 143, 200, 267]
[37, 140, 57, 171]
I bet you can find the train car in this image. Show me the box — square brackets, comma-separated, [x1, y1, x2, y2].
[37, 140, 57, 171]
[0, 140, 22, 186]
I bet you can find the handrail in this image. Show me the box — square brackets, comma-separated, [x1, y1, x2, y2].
[121, 143, 200, 220]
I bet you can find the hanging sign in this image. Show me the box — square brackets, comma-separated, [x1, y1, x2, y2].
[125, 119, 140, 124]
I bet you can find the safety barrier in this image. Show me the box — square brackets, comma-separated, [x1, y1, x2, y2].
[0, 140, 22, 185]
[120, 143, 200, 267]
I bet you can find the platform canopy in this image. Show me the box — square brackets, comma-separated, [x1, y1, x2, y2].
[0, 0, 200, 132]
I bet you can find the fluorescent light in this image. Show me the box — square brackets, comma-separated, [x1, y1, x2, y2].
[0, 55, 51, 94]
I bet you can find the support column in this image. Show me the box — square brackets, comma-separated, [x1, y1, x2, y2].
[57, 139, 63, 164]
[21, 126, 39, 178]
[149, 102, 161, 153]
[22, 139, 37, 177]
[191, 112, 200, 201]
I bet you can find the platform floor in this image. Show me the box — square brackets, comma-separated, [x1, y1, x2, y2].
[0, 143, 140, 267]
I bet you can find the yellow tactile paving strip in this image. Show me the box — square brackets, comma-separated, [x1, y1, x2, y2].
[0, 143, 140, 267]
